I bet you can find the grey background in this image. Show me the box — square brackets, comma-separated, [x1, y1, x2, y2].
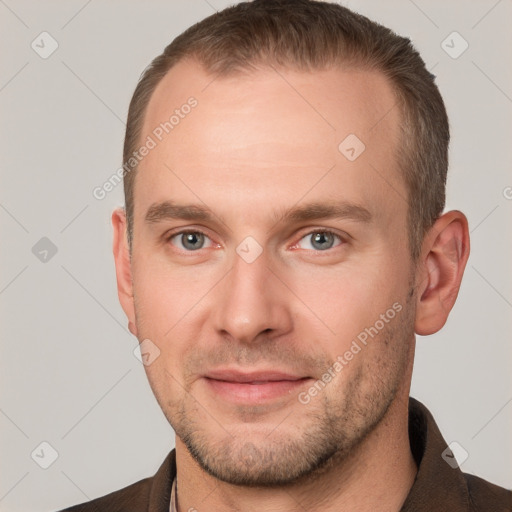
[0, 1, 511, 510]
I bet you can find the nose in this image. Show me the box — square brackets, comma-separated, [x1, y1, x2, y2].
[212, 246, 293, 344]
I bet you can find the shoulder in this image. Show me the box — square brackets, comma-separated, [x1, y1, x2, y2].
[464, 473, 512, 511]
[56, 476, 152, 511]
[57, 450, 176, 512]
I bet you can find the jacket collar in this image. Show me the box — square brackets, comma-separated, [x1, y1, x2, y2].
[399, 397, 471, 511]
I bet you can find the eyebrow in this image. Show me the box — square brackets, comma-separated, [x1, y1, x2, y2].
[277, 201, 372, 225]
[144, 200, 372, 226]
[145, 201, 218, 224]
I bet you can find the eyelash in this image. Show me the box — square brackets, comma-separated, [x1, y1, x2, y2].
[166, 228, 345, 253]
[167, 229, 215, 251]
[292, 229, 345, 252]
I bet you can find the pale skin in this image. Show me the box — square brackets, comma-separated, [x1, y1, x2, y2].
[112, 59, 470, 511]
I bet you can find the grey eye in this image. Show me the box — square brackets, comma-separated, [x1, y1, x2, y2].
[297, 231, 342, 251]
[170, 231, 212, 251]
[311, 232, 335, 250]
[182, 232, 205, 250]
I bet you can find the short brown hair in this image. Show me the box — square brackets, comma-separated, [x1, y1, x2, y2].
[123, 0, 449, 261]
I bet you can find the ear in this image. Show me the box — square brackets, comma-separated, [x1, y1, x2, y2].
[112, 208, 138, 337]
[414, 210, 470, 335]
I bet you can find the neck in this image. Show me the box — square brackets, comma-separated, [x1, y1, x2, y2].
[175, 388, 417, 512]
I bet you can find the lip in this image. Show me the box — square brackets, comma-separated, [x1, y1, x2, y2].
[204, 369, 306, 383]
[203, 369, 312, 403]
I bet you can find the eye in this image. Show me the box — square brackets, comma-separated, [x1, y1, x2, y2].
[296, 230, 344, 251]
[168, 230, 213, 251]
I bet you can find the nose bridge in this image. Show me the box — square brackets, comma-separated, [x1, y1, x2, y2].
[212, 244, 290, 342]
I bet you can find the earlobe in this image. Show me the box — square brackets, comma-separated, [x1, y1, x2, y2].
[414, 211, 470, 336]
[112, 208, 138, 338]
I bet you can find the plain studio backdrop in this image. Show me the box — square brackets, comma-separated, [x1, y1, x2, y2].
[0, 1, 511, 511]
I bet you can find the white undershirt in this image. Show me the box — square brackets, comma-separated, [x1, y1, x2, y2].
[169, 475, 177, 512]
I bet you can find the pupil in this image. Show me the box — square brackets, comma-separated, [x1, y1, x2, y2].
[184, 233, 203, 250]
[313, 232, 333, 250]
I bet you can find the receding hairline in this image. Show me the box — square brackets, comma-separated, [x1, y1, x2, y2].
[123, 0, 449, 262]
[131, 55, 407, 213]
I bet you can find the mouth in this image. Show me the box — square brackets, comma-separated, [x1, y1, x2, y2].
[203, 369, 312, 403]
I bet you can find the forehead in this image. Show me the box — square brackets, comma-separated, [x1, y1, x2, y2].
[135, 59, 405, 226]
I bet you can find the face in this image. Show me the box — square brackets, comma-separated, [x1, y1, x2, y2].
[123, 60, 418, 486]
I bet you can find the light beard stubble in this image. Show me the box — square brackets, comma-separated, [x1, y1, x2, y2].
[162, 289, 416, 489]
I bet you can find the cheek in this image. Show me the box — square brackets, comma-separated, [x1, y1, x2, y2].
[132, 258, 215, 337]
[290, 262, 399, 340]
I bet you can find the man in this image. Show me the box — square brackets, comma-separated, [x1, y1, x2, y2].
[60, 0, 511, 510]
